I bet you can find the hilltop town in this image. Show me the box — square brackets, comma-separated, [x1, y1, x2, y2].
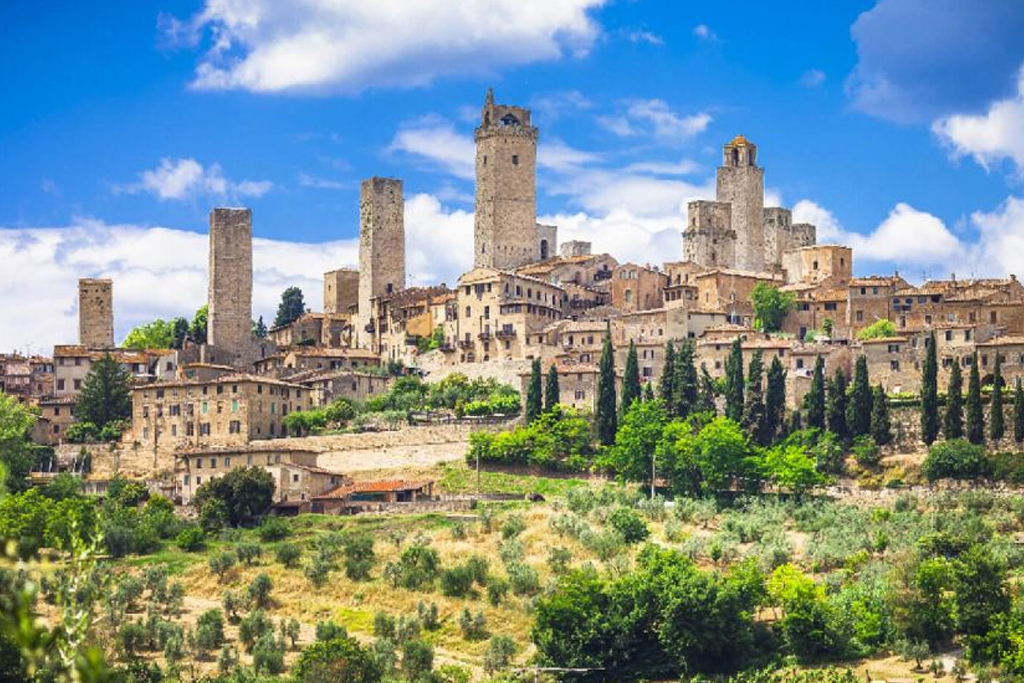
[4, 89, 1022, 492]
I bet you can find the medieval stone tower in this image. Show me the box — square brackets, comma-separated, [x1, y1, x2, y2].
[684, 201, 735, 268]
[716, 135, 765, 272]
[357, 177, 405, 340]
[78, 278, 114, 349]
[207, 208, 253, 355]
[324, 268, 359, 315]
[474, 89, 541, 270]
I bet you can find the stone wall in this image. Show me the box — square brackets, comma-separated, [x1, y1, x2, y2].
[78, 278, 114, 349]
[684, 201, 734, 268]
[560, 240, 591, 257]
[717, 144, 765, 272]
[207, 208, 253, 357]
[324, 268, 359, 315]
[358, 177, 405, 344]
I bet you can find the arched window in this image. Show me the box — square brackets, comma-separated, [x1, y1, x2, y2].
[500, 113, 520, 127]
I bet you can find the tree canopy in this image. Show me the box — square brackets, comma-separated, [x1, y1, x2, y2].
[750, 283, 796, 332]
[76, 353, 132, 430]
[274, 286, 307, 328]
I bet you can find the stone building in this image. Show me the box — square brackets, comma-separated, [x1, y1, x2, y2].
[518, 356, 621, 412]
[33, 396, 77, 445]
[294, 369, 392, 407]
[207, 208, 253, 362]
[366, 285, 453, 362]
[253, 347, 381, 378]
[560, 240, 592, 258]
[473, 89, 552, 270]
[684, 136, 815, 273]
[694, 269, 785, 327]
[610, 263, 667, 312]
[131, 374, 313, 469]
[175, 446, 345, 507]
[53, 345, 161, 397]
[78, 278, 114, 349]
[324, 268, 359, 315]
[0, 355, 53, 405]
[268, 312, 352, 349]
[358, 177, 405, 344]
[782, 245, 853, 287]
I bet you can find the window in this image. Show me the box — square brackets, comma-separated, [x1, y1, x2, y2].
[890, 360, 900, 371]
[200, 423, 211, 436]
[232, 399, 239, 412]
[574, 390, 585, 400]
[512, 154, 519, 166]
[796, 359, 805, 369]
[186, 423, 194, 436]
[196, 458, 203, 469]
[73, 379, 81, 390]
[856, 310, 864, 322]
[210, 457, 217, 469]
[292, 474, 300, 483]
[229, 421, 241, 434]
[888, 344, 900, 353]
[202, 401, 209, 414]
[945, 330, 953, 341]
[824, 302, 837, 311]
[991, 311, 998, 323]
[57, 379, 65, 390]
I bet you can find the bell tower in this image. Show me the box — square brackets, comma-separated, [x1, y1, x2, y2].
[474, 88, 539, 270]
[716, 135, 765, 272]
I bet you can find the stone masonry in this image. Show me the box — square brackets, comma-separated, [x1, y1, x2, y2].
[474, 89, 541, 270]
[716, 135, 765, 272]
[207, 208, 253, 358]
[357, 177, 405, 345]
[78, 278, 114, 349]
[324, 268, 359, 315]
[560, 240, 592, 258]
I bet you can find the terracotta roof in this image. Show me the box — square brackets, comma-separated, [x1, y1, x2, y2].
[859, 337, 910, 344]
[132, 373, 307, 391]
[727, 134, 753, 147]
[285, 347, 380, 359]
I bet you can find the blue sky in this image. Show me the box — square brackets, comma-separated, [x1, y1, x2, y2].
[2, 0, 1024, 352]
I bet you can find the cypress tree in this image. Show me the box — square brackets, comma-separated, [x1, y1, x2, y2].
[742, 350, 765, 437]
[871, 384, 893, 446]
[944, 360, 964, 440]
[526, 358, 543, 424]
[966, 352, 985, 445]
[990, 353, 1005, 442]
[847, 355, 872, 437]
[544, 363, 560, 412]
[596, 323, 617, 445]
[724, 338, 745, 422]
[643, 382, 655, 402]
[762, 356, 787, 445]
[826, 368, 849, 441]
[804, 356, 826, 430]
[698, 363, 716, 414]
[1014, 377, 1024, 444]
[920, 331, 940, 445]
[76, 353, 132, 429]
[672, 340, 698, 419]
[621, 342, 641, 414]
[659, 341, 676, 403]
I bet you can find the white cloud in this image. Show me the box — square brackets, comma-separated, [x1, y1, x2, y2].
[972, 195, 1024, 277]
[118, 158, 272, 201]
[932, 66, 1024, 174]
[180, 0, 606, 93]
[800, 69, 826, 88]
[542, 208, 684, 266]
[793, 199, 964, 272]
[623, 29, 664, 46]
[389, 122, 476, 180]
[0, 194, 476, 352]
[297, 173, 347, 190]
[623, 159, 702, 176]
[600, 99, 712, 144]
[692, 24, 717, 41]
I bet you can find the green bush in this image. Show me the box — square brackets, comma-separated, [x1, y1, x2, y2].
[384, 544, 440, 591]
[440, 564, 476, 597]
[175, 525, 206, 552]
[275, 542, 302, 568]
[922, 440, 989, 481]
[608, 507, 650, 544]
[258, 516, 290, 542]
[851, 435, 880, 467]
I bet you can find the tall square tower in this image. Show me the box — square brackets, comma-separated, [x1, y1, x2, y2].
[474, 89, 539, 270]
[358, 177, 405, 339]
[324, 268, 359, 315]
[207, 208, 253, 354]
[78, 278, 114, 349]
[716, 135, 765, 272]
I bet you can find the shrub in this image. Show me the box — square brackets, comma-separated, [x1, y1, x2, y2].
[857, 319, 898, 340]
[316, 620, 347, 642]
[501, 514, 527, 539]
[507, 563, 540, 596]
[238, 609, 273, 652]
[851, 435, 881, 467]
[275, 542, 302, 568]
[306, 557, 333, 587]
[487, 577, 510, 606]
[922, 440, 990, 481]
[236, 542, 263, 566]
[175, 525, 206, 552]
[252, 632, 285, 674]
[417, 602, 440, 631]
[483, 635, 518, 673]
[195, 609, 226, 656]
[608, 507, 650, 544]
[258, 516, 290, 542]
[401, 639, 434, 682]
[385, 544, 440, 590]
[209, 552, 236, 582]
[440, 564, 476, 597]
[343, 534, 376, 581]
[293, 636, 381, 683]
[458, 608, 488, 640]
[247, 572, 274, 609]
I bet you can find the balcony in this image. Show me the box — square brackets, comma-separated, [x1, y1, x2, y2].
[439, 342, 455, 353]
[478, 331, 493, 341]
[458, 338, 474, 349]
[496, 328, 516, 338]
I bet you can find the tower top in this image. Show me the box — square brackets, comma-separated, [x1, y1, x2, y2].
[477, 88, 536, 140]
[723, 135, 757, 167]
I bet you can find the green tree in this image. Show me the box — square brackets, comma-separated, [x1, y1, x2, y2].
[760, 357, 786, 446]
[293, 636, 382, 683]
[846, 355, 872, 437]
[954, 544, 1009, 644]
[171, 316, 189, 349]
[643, 382, 655, 402]
[750, 283, 796, 332]
[121, 319, 174, 349]
[544, 363, 560, 412]
[990, 353, 1005, 441]
[75, 353, 131, 429]
[595, 324, 617, 446]
[804, 356, 826, 430]
[742, 351, 765, 439]
[621, 342, 641, 414]
[671, 340, 698, 419]
[870, 384, 893, 446]
[967, 353, 985, 445]
[944, 360, 965, 440]
[607, 399, 668, 485]
[857, 319, 898, 340]
[724, 338, 745, 422]
[0, 394, 37, 493]
[273, 286, 306, 328]
[764, 446, 828, 494]
[194, 466, 275, 528]
[921, 331, 940, 445]
[525, 358, 543, 424]
[825, 368, 848, 441]
[659, 341, 676, 403]
[189, 304, 208, 344]
[698, 363, 716, 414]
[252, 315, 268, 339]
[1014, 377, 1024, 443]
